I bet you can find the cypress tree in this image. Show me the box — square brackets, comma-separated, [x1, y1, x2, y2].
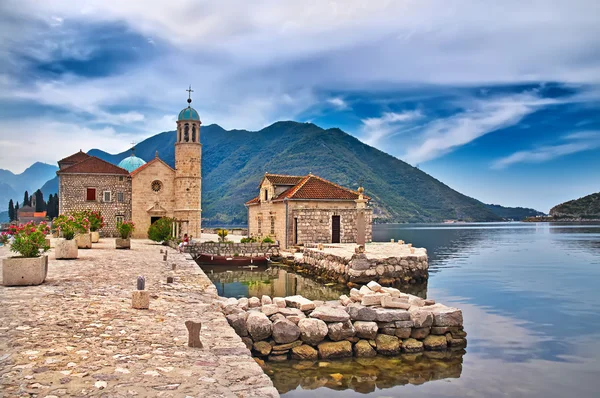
[23, 191, 29, 207]
[14, 201, 19, 221]
[8, 199, 14, 221]
[35, 189, 45, 212]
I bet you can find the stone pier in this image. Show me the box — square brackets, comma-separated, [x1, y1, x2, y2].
[297, 242, 428, 286]
[0, 240, 278, 397]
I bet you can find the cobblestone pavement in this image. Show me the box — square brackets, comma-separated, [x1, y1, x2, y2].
[0, 239, 279, 398]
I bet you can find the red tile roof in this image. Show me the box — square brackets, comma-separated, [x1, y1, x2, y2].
[261, 173, 304, 187]
[58, 150, 91, 165]
[245, 196, 260, 205]
[57, 156, 130, 175]
[130, 157, 175, 177]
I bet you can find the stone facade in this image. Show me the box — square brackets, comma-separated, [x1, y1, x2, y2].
[58, 173, 132, 237]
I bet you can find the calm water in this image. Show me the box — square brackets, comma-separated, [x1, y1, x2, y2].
[203, 222, 600, 397]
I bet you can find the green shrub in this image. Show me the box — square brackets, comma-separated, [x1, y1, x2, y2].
[7, 222, 50, 258]
[148, 217, 174, 243]
[117, 221, 135, 239]
[240, 237, 257, 243]
[262, 236, 275, 244]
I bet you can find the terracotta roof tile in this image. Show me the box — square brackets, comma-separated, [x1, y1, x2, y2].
[58, 150, 90, 165]
[57, 156, 129, 175]
[280, 175, 367, 200]
[245, 196, 260, 205]
[261, 173, 304, 187]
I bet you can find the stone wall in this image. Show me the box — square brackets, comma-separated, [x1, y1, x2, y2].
[223, 281, 466, 362]
[188, 242, 280, 257]
[58, 174, 132, 236]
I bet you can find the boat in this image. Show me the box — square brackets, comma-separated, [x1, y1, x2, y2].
[195, 254, 269, 266]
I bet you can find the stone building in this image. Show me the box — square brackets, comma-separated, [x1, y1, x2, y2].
[56, 89, 203, 239]
[16, 205, 47, 225]
[56, 153, 132, 236]
[245, 173, 373, 249]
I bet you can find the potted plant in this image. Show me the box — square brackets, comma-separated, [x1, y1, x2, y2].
[72, 212, 92, 249]
[85, 210, 104, 243]
[2, 222, 50, 286]
[116, 221, 135, 249]
[53, 215, 80, 259]
[217, 229, 229, 242]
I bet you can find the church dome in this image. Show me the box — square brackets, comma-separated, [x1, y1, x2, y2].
[118, 155, 146, 173]
[178, 106, 200, 121]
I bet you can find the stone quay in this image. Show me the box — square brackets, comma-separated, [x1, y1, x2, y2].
[287, 242, 428, 286]
[0, 240, 278, 397]
[223, 281, 466, 362]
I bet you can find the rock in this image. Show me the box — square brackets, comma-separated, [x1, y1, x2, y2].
[225, 312, 248, 337]
[367, 281, 382, 292]
[286, 315, 303, 324]
[407, 295, 426, 307]
[361, 293, 390, 306]
[394, 328, 411, 339]
[430, 326, 461, 335]
[448, 337, 467, 348]
[327, 320, 356, 341]
[423, 335, 448, 351]
[298, 318, 328, 345]
[261, 295, 272, 305]
[395, 320, 414, 328]
[428, 304, 463, 327]
[252, 341, 272, 357]
[317, 341, 353, 359]
[279, 307, 304, 316]
[373, 308, 410, 322]
[261, 304, 280, 316]
[268, 354, 288, 362]
[248, 297, 261, 308]
[354, 340, 377, 357]
[353, 321, 378, 339]
[241, 337, 253, 350]
[339, 295, 352, 306]
[310, 306, 350, 322]
[375, 334, 401, 356]
[358, 285, 372, 296]
[273, 297, 286, 308]
[272, 341, 302, 351]
[381, 328, 396, 336]
[349, 288, 362, 302]
[285, 295, 316, 311]
[424, 299, 435, 306]
[346, 303, 377, 321]
[270, 313, 286, 323]
[272, 319, 301, 344]
[222, 304, 243, 315]
[380, 287, 401, 298]
[409, 309, 433, 328]
[225, 297, 239, 306]
[238, 297, 249, 310]
[381, 296, 411, 309]
[402, 338, 424, 353]
[95, 381, 107, 389]
[291, 345, 318, 360]
[411, 327, 431, 339]
[247, 312, 272, 341]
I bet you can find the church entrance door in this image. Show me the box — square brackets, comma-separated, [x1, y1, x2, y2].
[151, 216, 162, 225]
[332, 215, 340, 243]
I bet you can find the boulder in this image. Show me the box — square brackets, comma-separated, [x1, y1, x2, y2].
[222, 304, 244, 316]
[381, 296, 411, 309]
[346, 303, 377, 321]
[423, 335, 448, 351]
[270, 313, 286, 323]
[253, 341, 272, 356]
[247, 312, 272, 341]
[273, 297, 286, 308]
[317, 341, 353, 359]
[248, 297, 261, 308]
[407, 295, 426, 307]
[361, 293, 390, 306]
[367, 281, 382, 292]
[428, 304, 463, 327]
[395, 320, 414, 328]
[410, 327, 431, 339]
[298, 318, 328, 345]
[286, 315, 303, 324]
[402, 338, 424, 353]
[268, 354, 288, 362]
[327, 320, 356, 341]
[238, 297, 249, 310]
[291, 345, 318, 360]
[354, 340, 377, 358]
[381, 287, 401, 298]
[349, 288, 362, 302]
[272, 319, 301, 344]
[225, 312, 249, 337]
[285, 295, 316, 311]
[358, 285, 372, 296]
[241, 337, 253, 350]
[273, 340, 302, 351]
[394, 328, 411, 339]
[261, 295, 273, 305]
[409, 309, 433, 328]
[353, 321, 378, 339]
[373, 308, 410, 322]
[339, 295, 352, 306]
[261, 304, 281, 317]
[375, 334, 401, 356]
[310, 306, 350, 322]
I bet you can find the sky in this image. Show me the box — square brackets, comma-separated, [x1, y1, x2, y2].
[0, 0, 599, 212]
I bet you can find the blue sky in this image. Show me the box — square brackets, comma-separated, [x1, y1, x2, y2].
[0, 1, 599, 212]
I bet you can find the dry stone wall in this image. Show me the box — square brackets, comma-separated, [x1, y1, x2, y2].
[223, 281, 465, 362]
[290, 208, 373, 247]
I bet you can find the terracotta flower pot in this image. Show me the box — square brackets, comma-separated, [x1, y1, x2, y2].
[75, 233, 92, 249]
[55, 238, 78, 259]
[2, 255, 48, 286]
[116, 238, 131, 249]
[91, 231, 100, 243]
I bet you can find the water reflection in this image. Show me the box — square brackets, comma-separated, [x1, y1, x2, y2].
[267, 351, 465, 395]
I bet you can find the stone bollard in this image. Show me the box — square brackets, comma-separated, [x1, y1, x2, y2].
[398, 240, 404, 244]
[391, 239, 395, 243]
[167, 276, 174, 284]
[317, 243, 324, 250]
[160, 249, 164, 254]
[185, 321, 203, 348]
[407, 243, 412, 248]
[410, 247, 415, 254]
[171, 263, 177, 271]
[132, 276, 149, 310]
[163, 254, 167, 261]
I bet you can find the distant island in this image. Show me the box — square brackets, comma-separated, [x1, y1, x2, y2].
[525, 192, 600, 222]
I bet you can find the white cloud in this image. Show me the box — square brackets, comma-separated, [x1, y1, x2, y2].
[327, 97, 348, 110]
[361, 110, 423, 145]
[492, 131, 600, 169]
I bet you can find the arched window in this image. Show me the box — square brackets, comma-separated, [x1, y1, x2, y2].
[192, 125, 196, 142]
[184, 123, 189, 142]
[178, 126, 182, 142]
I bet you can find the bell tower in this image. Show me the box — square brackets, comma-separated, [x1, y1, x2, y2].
[174, 86, 202, 238]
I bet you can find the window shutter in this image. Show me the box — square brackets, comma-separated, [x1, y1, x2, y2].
[86, 188, 96, 201]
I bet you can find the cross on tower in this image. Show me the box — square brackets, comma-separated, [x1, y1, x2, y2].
[130, 141, 136, 155]
[186, 85, 194, 104]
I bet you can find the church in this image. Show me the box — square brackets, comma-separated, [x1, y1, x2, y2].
[57, 90, 202, 239]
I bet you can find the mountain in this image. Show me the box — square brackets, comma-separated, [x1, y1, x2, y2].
[485, 204, 546, 221]
[88, 121, 501, 225]
[549, 192, 600, 220]
[39, 177, 59, 199]
[0, 211, 8, 223]
[0, 162, 58, 207]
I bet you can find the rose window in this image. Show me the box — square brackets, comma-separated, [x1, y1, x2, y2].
[151, 180, 163, 192]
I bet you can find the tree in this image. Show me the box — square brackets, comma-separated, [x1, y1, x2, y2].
[23, 191, 29, 207]
[34, 189, 46, 212]
[8, 199, 15, 221]
[15, 202, 19, 221]
[147, 217, 175, 243]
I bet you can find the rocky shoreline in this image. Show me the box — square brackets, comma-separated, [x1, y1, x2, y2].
[223, 281, 466, 362]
